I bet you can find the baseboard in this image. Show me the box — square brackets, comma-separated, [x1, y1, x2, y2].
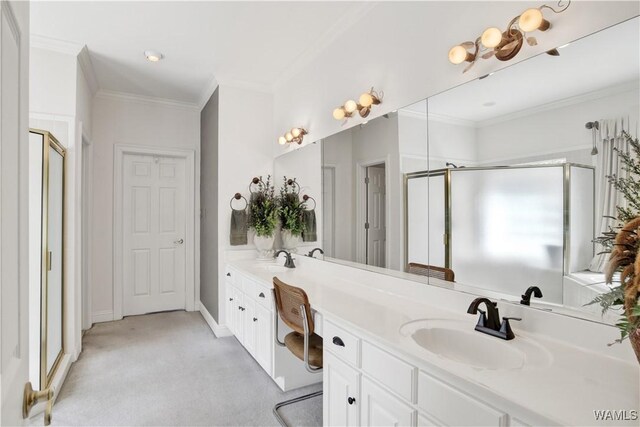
[198, 302, 232, 337]
[92, 309, 114, 324]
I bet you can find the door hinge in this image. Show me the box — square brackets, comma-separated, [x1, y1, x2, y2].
[364, 177, 370, 184]
[364, 222, 370, 230]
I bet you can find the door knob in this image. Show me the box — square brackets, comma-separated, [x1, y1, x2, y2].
[23, 382, 54, 425]
[174, 238, 184, 244]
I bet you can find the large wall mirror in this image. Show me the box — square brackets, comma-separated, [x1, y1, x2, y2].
[274, 16, 639, 326]
[423, 17, 639, 323]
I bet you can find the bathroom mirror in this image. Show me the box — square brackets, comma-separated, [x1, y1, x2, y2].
[273, 142, 323, 253]
[425, 17, 639, 324]
[321, 99, 429, 277]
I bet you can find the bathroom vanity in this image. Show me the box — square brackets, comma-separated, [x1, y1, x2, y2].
[224, 255, 638, 426]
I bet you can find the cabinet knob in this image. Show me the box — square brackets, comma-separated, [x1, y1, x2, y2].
[229, 298, 233, 301]
[348, 397, 356, 405]
[226, 272, 231, 277]
[258, 292, 265, 298]
[332, 336, 345, 347]
[253, 317, 258, 322]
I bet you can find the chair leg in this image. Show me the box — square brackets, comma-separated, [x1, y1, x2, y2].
[272, 390, 323, 427]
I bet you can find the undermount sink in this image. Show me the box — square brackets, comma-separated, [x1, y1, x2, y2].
[258, 264, 288, 273]
[400, 319, 551, 371]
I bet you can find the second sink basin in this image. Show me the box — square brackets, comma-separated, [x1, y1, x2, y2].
[400, 319, 551, 371]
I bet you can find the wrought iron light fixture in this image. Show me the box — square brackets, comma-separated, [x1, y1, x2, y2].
[333, 87, 383, 123]
[278, 127, 308, 145]
[448, 1, 571, 73]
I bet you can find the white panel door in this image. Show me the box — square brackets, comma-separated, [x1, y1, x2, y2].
[122, 154, 186, 315]
[1, 2, 30, 424]
[243, 297, 256, 356]
[324, 352, 360, 427]
[366, 165, 386, 267]
[254, 303, 272, 375]
[361, 377, 416, 427]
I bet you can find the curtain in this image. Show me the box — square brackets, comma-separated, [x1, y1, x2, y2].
[589, 117, 634, 272]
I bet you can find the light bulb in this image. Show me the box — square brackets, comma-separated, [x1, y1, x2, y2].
[278, 136, 287, 145]
[481, 27, 503, 48]
[291, 128, 301, 138]
[285, 132, 293, 142]
[144, 50, 164, 62]
[359, 92, 374, 108]
[519, 8, 546, 32]
[333, 107, 346, 120]
[448, 45, 469, 65]
[344, 100, 358, 113]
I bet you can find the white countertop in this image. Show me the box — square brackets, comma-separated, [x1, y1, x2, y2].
[228, 257, 640, 426]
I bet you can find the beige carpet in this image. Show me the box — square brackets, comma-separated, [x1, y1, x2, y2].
[41, 311, 322, 426]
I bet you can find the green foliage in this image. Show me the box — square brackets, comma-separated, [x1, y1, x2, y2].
[279, 177, 306, 236]
[248, 176, 280, 237]
[590, 131, 640, 343]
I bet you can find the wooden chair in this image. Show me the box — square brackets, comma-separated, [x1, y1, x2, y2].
[408, 262, 455, 282]
[271, 277, 323, 426]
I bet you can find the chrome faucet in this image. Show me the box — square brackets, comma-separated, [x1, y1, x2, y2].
[306, 247, 324, 258]
[274, 250, 296, 268]
[467, 297, 521, 340]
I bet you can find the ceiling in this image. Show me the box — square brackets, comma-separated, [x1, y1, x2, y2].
[428, 17, 640, 124]
[31, 1, 372, 106]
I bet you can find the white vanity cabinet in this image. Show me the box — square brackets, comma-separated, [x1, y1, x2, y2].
[323, 317, 522, 427]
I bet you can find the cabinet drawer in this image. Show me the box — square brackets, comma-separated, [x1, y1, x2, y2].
[225, 266, 239, 285]
[418, 371, 506, 426]
[361, 341, 416, 403]
[242, 276, 258, 297]
[324, 320, 360, 367]
[253, 284, 273, 309]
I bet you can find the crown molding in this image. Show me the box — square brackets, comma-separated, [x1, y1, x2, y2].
[95, 89, 199, 111]
[30, 34, 83, 56]
[77, 46, 99, 96]
[272, 2, 378, 91]
[476, 80, 640, 128]
[216, 78, 274, 95]
[428, 112, 476, 128]
[198, 75, 219, 111]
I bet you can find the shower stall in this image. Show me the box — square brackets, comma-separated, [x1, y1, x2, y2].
[405, 163, 595, 304]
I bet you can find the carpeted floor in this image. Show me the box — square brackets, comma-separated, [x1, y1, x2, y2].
[41, 311, 322, 426]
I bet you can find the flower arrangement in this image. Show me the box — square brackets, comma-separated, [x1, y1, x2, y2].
[589, 131, 640, 362]
[248, 175, 279, 238]
[279, 177, 306, 237]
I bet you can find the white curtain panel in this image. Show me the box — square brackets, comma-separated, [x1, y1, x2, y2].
[589, 117, 634, 272]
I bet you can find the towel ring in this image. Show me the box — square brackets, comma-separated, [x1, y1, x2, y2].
[302, 194, 316, 210]
[249, 176, 265, 194]
[286, 178, 300, 195]
[230, 192, 248, 210]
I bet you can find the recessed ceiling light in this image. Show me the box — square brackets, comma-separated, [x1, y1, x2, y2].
[144, 50, 164, 62]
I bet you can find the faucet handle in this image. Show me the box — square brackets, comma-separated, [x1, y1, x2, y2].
[499, 317, 521, 340]
[503, 316, 522, 322]
[475, 308, 487, 327]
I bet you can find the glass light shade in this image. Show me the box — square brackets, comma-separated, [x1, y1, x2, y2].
[519, 8, 544, 32]
[481, 27, 503, 48]
[333, 107, 346, 120]
[344, 100, 358, 113]
[359, 92, 374, 108]
[448, 45, 469, 65]
[285, 132, 293, 142]
[291, 128, 301, 138]
[278, 136, 287, 145]
[144, 50, 163, 62]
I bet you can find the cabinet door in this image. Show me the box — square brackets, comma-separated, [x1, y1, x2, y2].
[254, 303, 273, 375]
[233, 289, 245, 343]
[225, 282, 235, 334]
[361, 377, 416, 427]
[243, 296, 257, 355]
[324, 352, 360, 427]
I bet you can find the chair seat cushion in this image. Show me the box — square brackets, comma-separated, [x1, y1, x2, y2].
[284, 332, 323, 368]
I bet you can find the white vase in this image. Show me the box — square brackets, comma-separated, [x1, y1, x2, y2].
[254, 234, 275, 259]
[281, 229, 302, 252]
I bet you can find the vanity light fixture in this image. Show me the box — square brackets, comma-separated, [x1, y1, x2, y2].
[144, 50, 164, 62]
[448, 0, 571, 73]
[278, 127, 308, 145]
[332, 87, 383, 123]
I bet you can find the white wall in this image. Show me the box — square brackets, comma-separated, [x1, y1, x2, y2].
[217, 85, 274, 327]
[30, 47, 76, 116]
[90, 93, 200, 321]
[273, 2, 639, 152]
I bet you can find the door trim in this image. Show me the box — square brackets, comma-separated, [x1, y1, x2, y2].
[113, 144, 196, 320]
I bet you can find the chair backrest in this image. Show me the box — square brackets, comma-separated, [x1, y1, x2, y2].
[408, 262, 455, 282]
[273, 277, 314, 335]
